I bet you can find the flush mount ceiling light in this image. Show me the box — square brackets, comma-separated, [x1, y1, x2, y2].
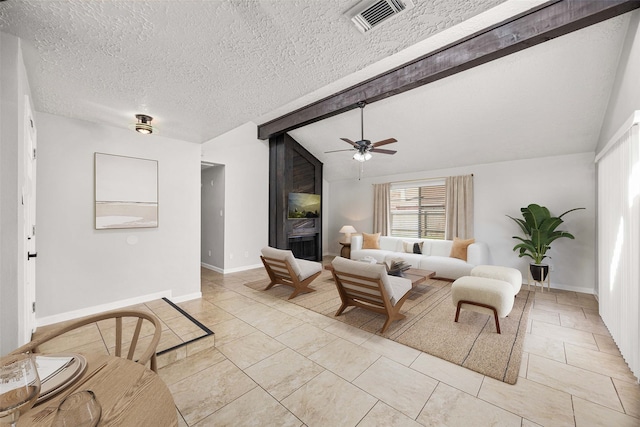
[134, 114, 153, 134]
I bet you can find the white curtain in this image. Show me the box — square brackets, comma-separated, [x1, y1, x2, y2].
[373, 183, 390, 235]
[444, 175, 474, 239]
[596, 120, 639, 381]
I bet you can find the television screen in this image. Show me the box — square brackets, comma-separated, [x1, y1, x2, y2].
[288, 193, 320, 219]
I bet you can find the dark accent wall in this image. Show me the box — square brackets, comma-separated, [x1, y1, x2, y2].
[269, 133, 322, 261]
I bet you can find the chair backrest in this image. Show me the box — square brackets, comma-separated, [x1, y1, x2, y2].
[10, 310, 162, 372]
[261, 246, 302, 279]
[331, 257, 395, 309]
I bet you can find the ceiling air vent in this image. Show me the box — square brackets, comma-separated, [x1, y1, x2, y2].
[347, 0, 415, 33]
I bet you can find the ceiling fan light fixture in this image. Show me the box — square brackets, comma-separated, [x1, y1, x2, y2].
[353, 151, 372, 162]
[134, 114, 153, 134]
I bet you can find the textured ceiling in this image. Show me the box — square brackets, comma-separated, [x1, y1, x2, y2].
[0, 1, 632, 182]
[0, 0, 507, 143]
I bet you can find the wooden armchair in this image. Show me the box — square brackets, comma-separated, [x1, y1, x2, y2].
[330, 257, 413, 333]
[260, 246, 322, 299]
[10, 310, 162, 373]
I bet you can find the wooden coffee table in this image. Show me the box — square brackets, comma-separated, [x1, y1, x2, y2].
[325, 263, 435, 287]
[400, 268, 436, 287]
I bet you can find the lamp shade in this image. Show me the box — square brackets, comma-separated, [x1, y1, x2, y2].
[339, 225, 357, 234]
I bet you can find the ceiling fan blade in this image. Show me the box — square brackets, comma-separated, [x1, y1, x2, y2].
[372, 138, 397, 148]
[325, 149, 356, 153]
[340, 137, 356, 146]
[370, 148, 397, 155]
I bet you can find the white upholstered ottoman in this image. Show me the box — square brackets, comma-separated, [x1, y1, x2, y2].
[470, 265, 522, 295]
[451, 276, 514, 334]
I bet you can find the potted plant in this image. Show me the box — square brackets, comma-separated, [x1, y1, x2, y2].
[507, 204, 584, 281]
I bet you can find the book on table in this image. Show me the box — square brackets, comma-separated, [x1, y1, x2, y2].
[386, 258, 411, 276]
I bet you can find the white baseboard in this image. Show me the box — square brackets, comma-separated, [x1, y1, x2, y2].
[223, 263, 263, 274]
[36, 290, 171, 327]
[202, 261, 262, 274]
[525, 280, 595, 295]
[169, 292, 202, 304]
[201, 262, 223, 273]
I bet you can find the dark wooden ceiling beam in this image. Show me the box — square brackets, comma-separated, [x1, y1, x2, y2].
[257, 0, 640, 140]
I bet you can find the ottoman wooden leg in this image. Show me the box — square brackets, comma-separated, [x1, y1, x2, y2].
[455, 300, 501, 334]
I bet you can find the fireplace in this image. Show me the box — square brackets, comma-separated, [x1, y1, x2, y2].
[288, 234, 318, 261]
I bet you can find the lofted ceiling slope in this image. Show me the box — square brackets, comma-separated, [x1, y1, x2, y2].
[290, 12, 631, 181]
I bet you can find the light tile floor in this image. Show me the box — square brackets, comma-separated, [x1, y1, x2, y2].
[38, 261, 640, 426]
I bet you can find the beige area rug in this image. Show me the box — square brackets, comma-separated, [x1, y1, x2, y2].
[245, 270, 533, 384]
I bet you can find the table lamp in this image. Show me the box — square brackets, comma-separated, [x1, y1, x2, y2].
[339, 225, 357, 242]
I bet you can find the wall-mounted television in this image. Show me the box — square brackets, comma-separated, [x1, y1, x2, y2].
[288, 193, 320, 219]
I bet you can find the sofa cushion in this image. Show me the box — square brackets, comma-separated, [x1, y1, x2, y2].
[419, 256, 474, 279]
[350, 249, 394, 263]
[450, 237, 475, 261]
[430, 239, 453, 257]
[362, 232, 381, 249]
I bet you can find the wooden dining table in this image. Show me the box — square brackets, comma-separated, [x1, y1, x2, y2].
[19, 353, 178, 426]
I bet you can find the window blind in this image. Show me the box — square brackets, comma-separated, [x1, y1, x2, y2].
[390, 184, 445, 239]
[596, 117, 639, 381]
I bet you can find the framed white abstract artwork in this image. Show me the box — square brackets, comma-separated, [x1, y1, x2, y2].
[94, 153, 158, 229]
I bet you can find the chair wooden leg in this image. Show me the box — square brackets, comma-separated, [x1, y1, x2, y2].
[380, 317, 393, 334]
[263, 280, 276, 291]
[335, 302, 348, 316]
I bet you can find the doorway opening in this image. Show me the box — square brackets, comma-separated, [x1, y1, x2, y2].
[201, 162, 225, 273]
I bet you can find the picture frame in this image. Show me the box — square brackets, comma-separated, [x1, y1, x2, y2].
[94, 153, 158, 229]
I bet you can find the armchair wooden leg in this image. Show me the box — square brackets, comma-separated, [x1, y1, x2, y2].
[380, 312, 406, 334]
[288, 288, 301, 300]
[335, 302, 349, 316]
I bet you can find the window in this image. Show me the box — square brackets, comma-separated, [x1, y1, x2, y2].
[390, 181, 445, 239]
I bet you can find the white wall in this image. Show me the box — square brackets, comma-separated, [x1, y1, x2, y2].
[327, 152, 596, 293]
[201, 165, 225, 269]
[201, 122, 269, 272]
[35, 113, 201, 323]
[598, 10, 640, 151]
[0, 33, 32, 354]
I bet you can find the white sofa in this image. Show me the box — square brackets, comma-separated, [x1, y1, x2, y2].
[350, 235, 489, 280]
